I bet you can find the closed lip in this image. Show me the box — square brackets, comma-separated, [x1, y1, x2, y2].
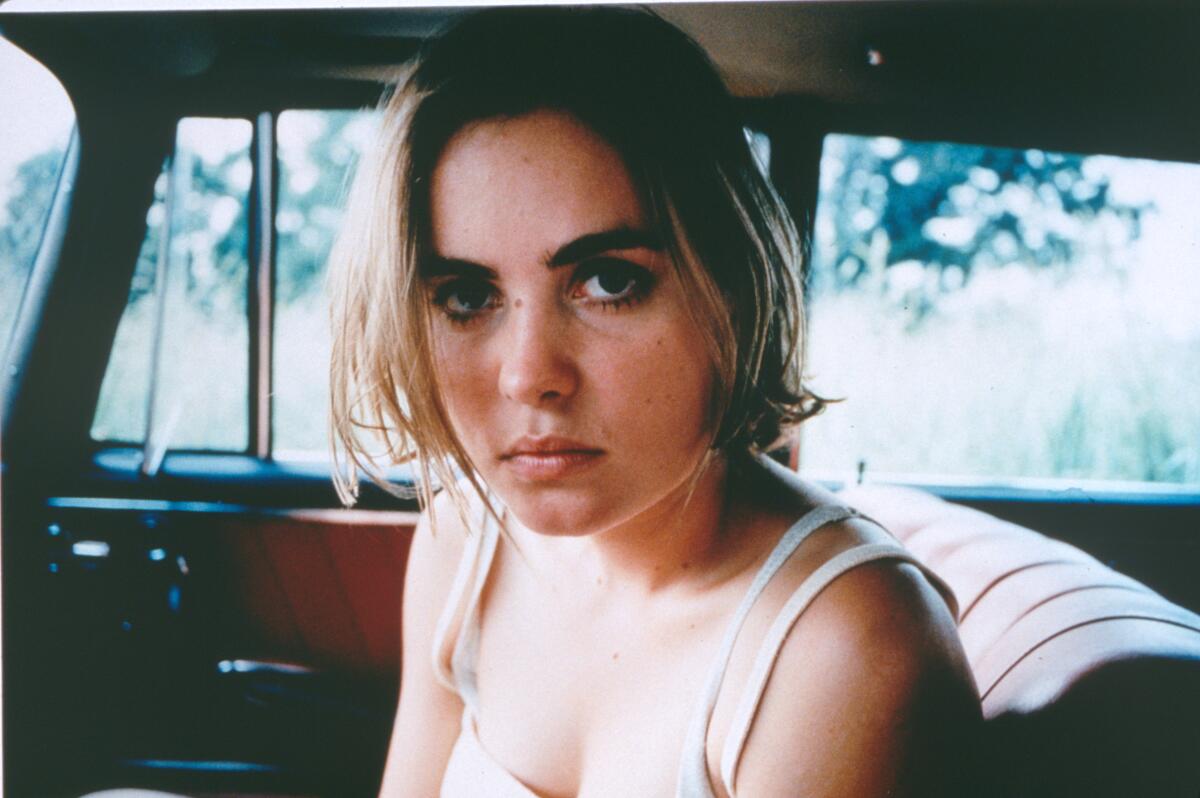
[499, 436, 604, 459]
[499, 436, 605, 480]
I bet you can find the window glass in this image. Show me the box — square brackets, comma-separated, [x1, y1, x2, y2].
[91, 168, 164, 444]
[92, 118, 252, 450]
[273, 109, 378, 459]
[0, 37, 74, 360]
[802, 134, 1200, 489]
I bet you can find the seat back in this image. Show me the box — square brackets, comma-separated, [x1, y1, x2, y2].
[841, 485, 1200, 797]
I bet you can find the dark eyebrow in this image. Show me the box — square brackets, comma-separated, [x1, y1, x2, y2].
[421, 256, 498, 280]
[547, 227, 664, 268]
[422, 227, 662, 278]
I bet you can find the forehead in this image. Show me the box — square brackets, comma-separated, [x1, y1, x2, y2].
[428, 110, 649, 263]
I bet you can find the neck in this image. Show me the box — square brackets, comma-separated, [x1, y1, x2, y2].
[520, 454, 735, 596]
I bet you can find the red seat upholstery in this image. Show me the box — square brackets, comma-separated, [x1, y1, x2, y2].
[840, 485, 1200, 797]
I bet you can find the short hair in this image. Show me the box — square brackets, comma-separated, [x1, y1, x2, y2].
[329, 7, 825, 512]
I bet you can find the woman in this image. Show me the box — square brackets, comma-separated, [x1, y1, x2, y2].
[329, 8, 981, 797]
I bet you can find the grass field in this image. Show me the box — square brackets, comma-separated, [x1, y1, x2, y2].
[801, 259, 1200, 487]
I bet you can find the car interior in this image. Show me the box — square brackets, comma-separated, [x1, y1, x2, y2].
[1, 2, 1198, 796]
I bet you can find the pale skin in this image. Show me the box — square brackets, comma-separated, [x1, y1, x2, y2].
[378, 110, 981, 797]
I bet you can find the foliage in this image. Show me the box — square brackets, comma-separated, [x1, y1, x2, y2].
[275, 110, 365, 305]
[1, 148, 64, 272]
[816, 136, 1150, 322]
[0, 148, 66, 343]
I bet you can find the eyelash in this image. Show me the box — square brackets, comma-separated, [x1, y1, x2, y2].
[429, 259, 656, 326]
[430, 279, 497, 325]
[572, 259, 656, 309]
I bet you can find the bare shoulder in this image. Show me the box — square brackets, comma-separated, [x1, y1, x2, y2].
[407, 485, 476, 600]
[734, 529, 982, 798]
[377, 486, 477, 798]
[399, 483, 490, 671]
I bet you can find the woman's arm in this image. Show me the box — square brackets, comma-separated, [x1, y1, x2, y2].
[377, 499, 468, 798]
[732, 559, 982, 798]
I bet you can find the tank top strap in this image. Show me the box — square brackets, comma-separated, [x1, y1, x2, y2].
[715, 539, 949, 796]
[431, 502, 503, 709]
[676, 503, 859, 797]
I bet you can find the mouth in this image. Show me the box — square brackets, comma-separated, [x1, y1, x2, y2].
[499, 437, 605, 481]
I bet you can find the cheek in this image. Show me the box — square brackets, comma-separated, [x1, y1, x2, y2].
[604, 324, 715, 448]
[430, 330, 493, 438]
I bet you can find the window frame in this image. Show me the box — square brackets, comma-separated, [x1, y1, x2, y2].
[85, 106, 410, 489]
[91, 109, 299, 462]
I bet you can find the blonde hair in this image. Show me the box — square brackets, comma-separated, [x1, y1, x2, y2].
[329, 8, 825, 518]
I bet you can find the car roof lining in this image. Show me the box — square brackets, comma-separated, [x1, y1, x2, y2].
[2, 1, 1198, 161]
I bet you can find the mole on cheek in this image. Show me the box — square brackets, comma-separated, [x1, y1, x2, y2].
[514, 298, 523, 308]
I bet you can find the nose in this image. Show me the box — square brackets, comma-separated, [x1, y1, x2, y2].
[497, 301, 579, 406]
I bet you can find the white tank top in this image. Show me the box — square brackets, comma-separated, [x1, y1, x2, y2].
[432, 502, 956, 798]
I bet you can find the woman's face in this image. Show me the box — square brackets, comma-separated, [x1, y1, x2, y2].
[426, 110, 716, 537]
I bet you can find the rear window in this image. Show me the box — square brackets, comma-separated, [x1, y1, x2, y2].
[801, 134, 1200, 491]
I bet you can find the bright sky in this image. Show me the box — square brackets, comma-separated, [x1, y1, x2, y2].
[0, 37, 75, 196]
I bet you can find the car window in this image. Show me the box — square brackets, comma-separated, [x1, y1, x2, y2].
[92, 117, 252, 449]
[801, 133, 1200, 491]
[91, 109, 377, 459]
[273, 109, 378, 459]
[0, 36, 74, 362]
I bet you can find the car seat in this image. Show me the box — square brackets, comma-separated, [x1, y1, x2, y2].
[841, 485, 1200, 797]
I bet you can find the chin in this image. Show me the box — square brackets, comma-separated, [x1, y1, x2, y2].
[499, 486, 622, 538]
